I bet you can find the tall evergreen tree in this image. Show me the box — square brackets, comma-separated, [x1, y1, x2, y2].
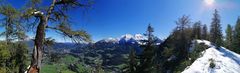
[192, 21, 202, 39]
[93, 59, 104, 73]
[202, 24, 208, 40]
[136, 24, 157, 73]
[233, 17, 240, 53]
[0, 4, 24, 44]
[171, 15, 193, 72]
[0, 3, 28, 73]
[0, 42, 11, 73]
[124, 48, 137, 73]
[225, 24, 233, 50]
[175, 15, 191, 59]
[210, 9, 223, 47]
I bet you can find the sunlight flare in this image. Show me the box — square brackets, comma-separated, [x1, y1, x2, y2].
[204, 0, 215, 5]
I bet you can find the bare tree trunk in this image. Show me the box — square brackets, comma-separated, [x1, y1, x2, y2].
[28, 0, 56, 73]
[28, 16, 46, 73]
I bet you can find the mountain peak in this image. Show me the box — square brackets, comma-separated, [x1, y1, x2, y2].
[96, 34, 161, 45]
[134, 34, 146, 40]
[120, 34, 134, 40]
[98, 37, 119, 43]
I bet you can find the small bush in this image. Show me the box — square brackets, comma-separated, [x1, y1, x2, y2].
[209, 59, 215, 68]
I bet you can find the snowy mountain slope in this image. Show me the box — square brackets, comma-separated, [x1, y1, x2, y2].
[98, 34, 161, 44]
[97, 37, 119, 43]
[182, 40, 240, 73]
[119, 34, 147, 44]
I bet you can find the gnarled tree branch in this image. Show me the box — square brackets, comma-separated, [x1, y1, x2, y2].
[46, 24, 91, 43]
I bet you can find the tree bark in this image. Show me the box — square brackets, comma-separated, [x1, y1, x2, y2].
[28, 15, 46, 73]
[28, 0, 56, 73]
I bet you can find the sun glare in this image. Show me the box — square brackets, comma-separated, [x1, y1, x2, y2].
[204, 0, 215, 5]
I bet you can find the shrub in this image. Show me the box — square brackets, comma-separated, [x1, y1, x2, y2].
[209, 59, 215, 68]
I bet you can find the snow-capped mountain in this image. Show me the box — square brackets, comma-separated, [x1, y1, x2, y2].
[120, 34, 147, 41]
[182, 40, 240, 73]
[97, 37, 119, 43]
[97, 34, 161, 45]
[119, 34, 147, 44]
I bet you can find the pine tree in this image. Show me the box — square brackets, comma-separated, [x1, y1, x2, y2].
[124, 48, 137, 73]
[171, 15, 193, 72]
[94, 59, 104, 73]
[233, 17, 240, 54]
[0, 3, 29, 73]
[175, 15, 191, 59]
[210, 9, 223, 48]
[0, 42, 11, 72]
[136, 24, 157, 73]
[225, 24, 233, 50]
[202, 24, 208, 40]
[192, 21, 202, 39]
[0, 4, 24, 44]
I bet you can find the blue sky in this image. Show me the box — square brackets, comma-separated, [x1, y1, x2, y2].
[2, 0, 240, 42]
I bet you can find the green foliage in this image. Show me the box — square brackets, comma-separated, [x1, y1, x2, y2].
[41, 64, 59, 73]
[202, 24, 209, 40]
[225, 24, 234, 50]
[0, 42, 29, 73]
[0, 42, 11, 72]
[20, 0, 93, 71]
[48, 53, 61, 63]
[0, 4, 29, 70]
[0, 4, 27, 42]
[192, 21, 202, 39]
[175, 42, 208, 72]
[47, 23, 92, 43]
[123, 48, 138, 73]
[76, 64, 92, 73]
[209, 59, 215, 68]
[156, 15, 193, 73]
[161, 47, 174, 58]
[174, 60, 192, 73]
[41, 54, 92, 73]
[0, 43, 10, 62]
[93, 58, 105, 73]
[233, 17, 240, 54]
[210, 9, 223, 48]
[0, 4, 30, 69]
[62, 55, 79, 64]
[174, 15, 192, 59]
[0, 67, 8, 73]
[27, 0, 42, 8]
[135, 24, 158, 73]
[190, 43, 208, 61]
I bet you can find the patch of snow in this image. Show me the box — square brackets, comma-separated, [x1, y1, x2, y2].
[98, 37, 119, 43]
[33, 11, 44, 15]
[195, 40, 213, 47]
[182, 40, 240, 73]
[134, 34, 146, 40]
[121, 34, 134, 41]
[97, 34, 161, 45]
[168, 55, 177, 61]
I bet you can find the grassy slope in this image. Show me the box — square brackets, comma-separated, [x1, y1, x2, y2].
[41, 54, 91, 73]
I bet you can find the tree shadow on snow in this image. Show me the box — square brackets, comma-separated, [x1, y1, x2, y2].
[218, 47, 240, 65]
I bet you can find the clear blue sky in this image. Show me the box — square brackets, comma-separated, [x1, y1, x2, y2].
[3, 0, 240, 42]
